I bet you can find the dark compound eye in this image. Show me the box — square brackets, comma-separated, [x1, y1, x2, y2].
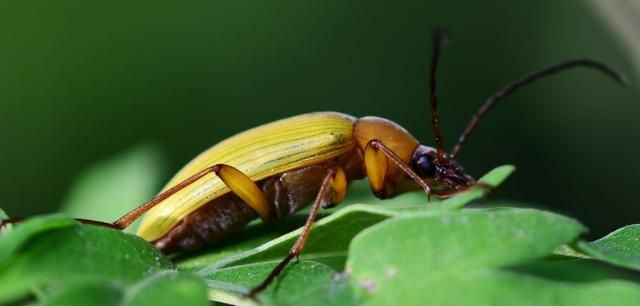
[414, 154, 436, 178]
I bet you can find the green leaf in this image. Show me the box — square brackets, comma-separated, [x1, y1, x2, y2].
[578, 224, 640, 271]
[552, 244, 591, 258]
[0, 207, 8, 219]
[336, 208, 640, 306]
[205, 261, 336, 305]
[30, 271, 209, 306]
[31, 282, 122, 306]
[60, 144, 165, 233]
[121, 272, 209, 306]
[0, 215, 173, 304]
[420, 271, 640, 306]
[261, 275, 359, 306]
[0, 214, 75, 263]
[203, 261, 360, 306]
[347, 208, 585, 285]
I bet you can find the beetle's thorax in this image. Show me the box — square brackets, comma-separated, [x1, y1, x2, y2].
[354, 116, 419, 161]
[353, 116, 419, 197]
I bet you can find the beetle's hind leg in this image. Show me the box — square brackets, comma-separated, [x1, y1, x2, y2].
[0, 217, 121, 231]
[1, 167, 219, 231]
[247, 166, 347, 298]
[1, 164, 273, 234]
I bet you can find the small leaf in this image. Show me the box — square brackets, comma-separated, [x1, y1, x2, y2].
[578, 224, 640, 271]
[122, 272, 209, 306]
[437, 165, 515, 209]
[416, 271, 640, 306]
[552, 244, 591, 258]
[0, 214, 75, 263]
[30, 271, 209, 306]
[347, 208, 585, 283]
[336, 208, 640, 306]
[0, 215, 172, 304]
[204, 261, 336, 304]
[31, 282, 122, 306]
[60, 144, 165, 233]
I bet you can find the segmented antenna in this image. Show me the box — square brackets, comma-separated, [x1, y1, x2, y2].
[429, 27, 449, 161]
[450, 59, 627, 157]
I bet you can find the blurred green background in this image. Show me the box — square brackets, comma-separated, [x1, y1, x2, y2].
[0, 1, 638, 239]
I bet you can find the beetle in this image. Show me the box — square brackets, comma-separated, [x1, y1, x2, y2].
[0, 29, 626, 296]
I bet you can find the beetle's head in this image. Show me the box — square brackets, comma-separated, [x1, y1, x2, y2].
[410, 144, 474, 192]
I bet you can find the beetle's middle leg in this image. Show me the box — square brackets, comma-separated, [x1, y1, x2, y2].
[247, 166, 347, 298]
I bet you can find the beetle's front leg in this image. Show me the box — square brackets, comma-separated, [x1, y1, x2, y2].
[364, 139, 436, 198]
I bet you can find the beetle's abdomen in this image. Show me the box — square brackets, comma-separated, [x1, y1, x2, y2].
[154, 193, 257, 254]
[154, 150, 364, 254]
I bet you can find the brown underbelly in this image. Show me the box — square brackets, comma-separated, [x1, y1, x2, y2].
[153, 150, 364, 254]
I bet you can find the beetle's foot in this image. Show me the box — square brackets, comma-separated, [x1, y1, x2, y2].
[0, 218, 22, 232]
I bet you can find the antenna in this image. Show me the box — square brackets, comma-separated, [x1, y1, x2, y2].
[450, 59, 627, 157]
[429, 27, 449, 161]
